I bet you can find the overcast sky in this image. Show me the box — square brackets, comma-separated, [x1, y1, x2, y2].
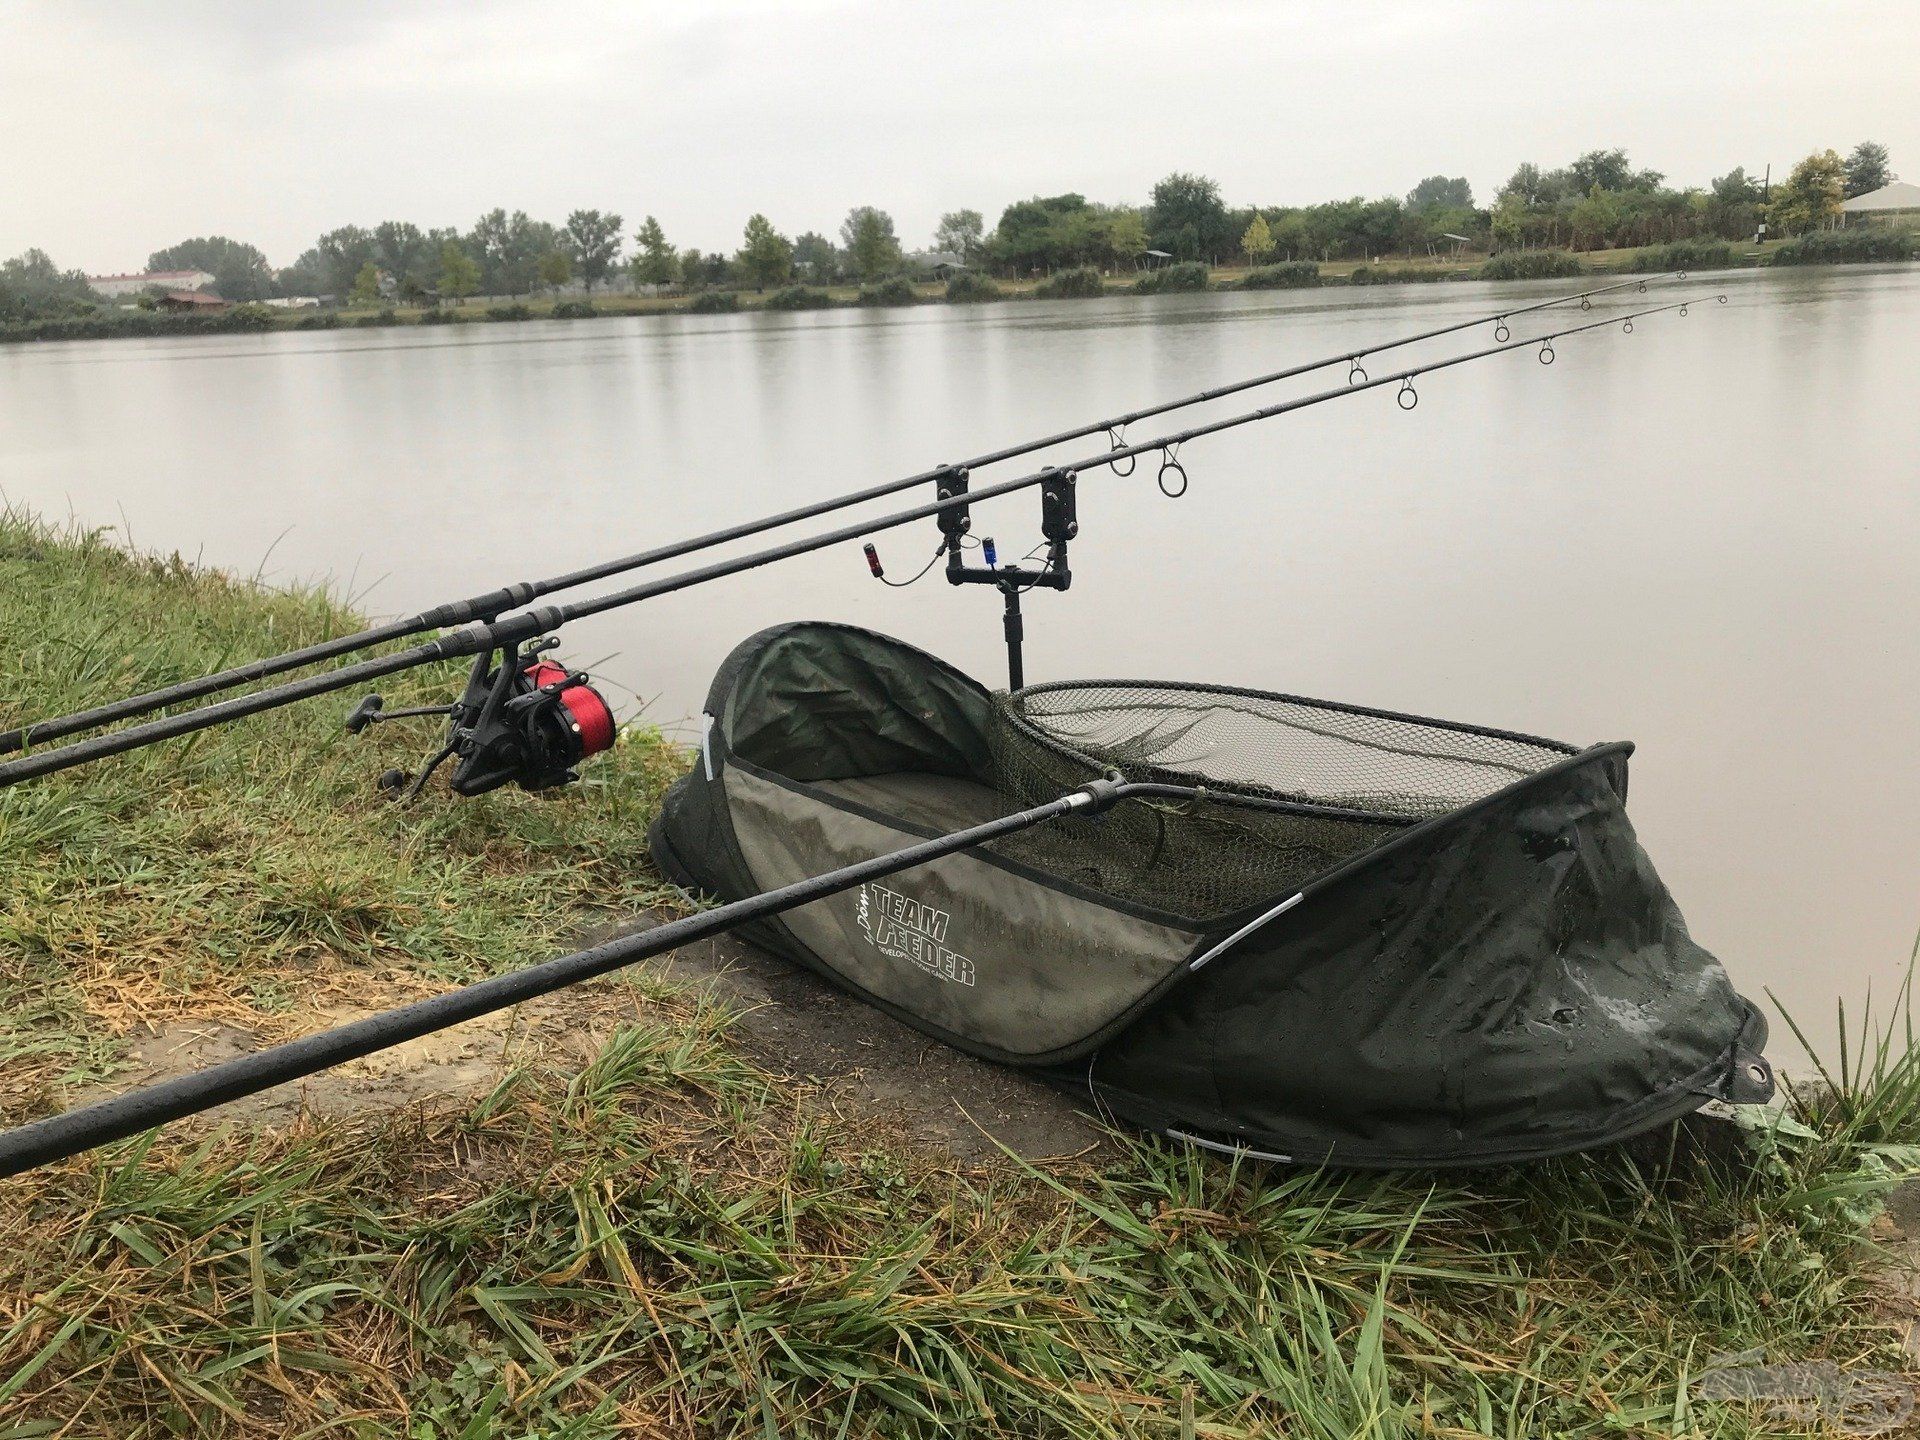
[6, 1, 1915, 273]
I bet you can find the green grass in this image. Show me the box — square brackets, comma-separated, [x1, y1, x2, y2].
[2, 506, 1919, 1437]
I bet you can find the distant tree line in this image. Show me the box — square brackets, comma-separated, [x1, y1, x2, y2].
[1, 141, 1900, 326]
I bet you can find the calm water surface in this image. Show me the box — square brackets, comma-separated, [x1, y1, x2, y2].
[3, 270, 1916, 1052]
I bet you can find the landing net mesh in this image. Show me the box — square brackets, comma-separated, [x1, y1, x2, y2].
[985, 681, 1577, 923]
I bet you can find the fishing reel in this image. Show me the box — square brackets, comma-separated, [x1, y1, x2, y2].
[346, 637, 615, 802]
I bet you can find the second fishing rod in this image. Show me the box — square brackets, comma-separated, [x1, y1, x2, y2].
[0, 272, 1685, 756]
[0, 293, 1724, 796]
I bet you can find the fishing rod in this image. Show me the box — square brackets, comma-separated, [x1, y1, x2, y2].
[0, 272, 1685, 757]
[0, 293, 1722, 797]
[0, 775, 1199, 1178]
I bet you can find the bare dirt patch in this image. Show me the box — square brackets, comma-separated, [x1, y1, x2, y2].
[80, 914, 1112, 1165]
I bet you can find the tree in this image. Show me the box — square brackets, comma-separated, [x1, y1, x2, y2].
[1568, 149, 1662, 193]
[1147, 172, 1232, 261]
[438, 241, 480, 304]
[736, 213, 794, 290]
[668, 247, 714, 288]
[371, 221, 432, 288]
[840, 206, 902, 280]
[1569, 186, 1622, 249]
[1844, 141, 1894, 198]
[1240, 212, 1275, 266]
[562, 210, 624, 292]
[468, 209, 556, 295]
[1106, 208, 1148, 268]
[0, 249, 94, 322]
[1489, 200, 1524, 252]
[304, 226, 377, 299]
[793, 232, 839, 284]
[537, 249, 574, 292]
[1771, 149, 1846, 234]
[932, 208, 984, 262]
[628, 215, 677, 286]
[469, 208, 513, 289]
[1405, 175, 1473, 211]
[1702, 168, 1762, 239]
[146, 236, 274, 301]
[348, 262, 382, 308]
[989, 195, 1088, 273]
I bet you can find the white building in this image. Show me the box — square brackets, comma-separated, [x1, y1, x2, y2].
[85, 269, 218, 299]
[1839, 181, 1920, 224]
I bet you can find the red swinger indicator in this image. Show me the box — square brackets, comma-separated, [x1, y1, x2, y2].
[863, 543, 885, 579]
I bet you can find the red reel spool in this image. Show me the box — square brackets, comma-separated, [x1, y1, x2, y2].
[525, 660, 615, 760]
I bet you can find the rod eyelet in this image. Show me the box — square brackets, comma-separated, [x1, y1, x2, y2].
[1538, 342, 1556, 365]
[1157, 451, 1188, 499]
[1396, 379, 1418, 410]
[1493, 320, 1510, 343]
[1622, 317, 1633, 334]
[1107, 427, 1136, 477]
[1347, 360, 1367, 386]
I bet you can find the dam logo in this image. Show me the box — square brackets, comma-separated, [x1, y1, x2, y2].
[856, 883, 976, 987]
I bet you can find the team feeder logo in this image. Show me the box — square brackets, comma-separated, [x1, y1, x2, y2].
[856, 883, 976, 987]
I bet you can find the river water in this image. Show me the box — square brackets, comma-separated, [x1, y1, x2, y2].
[2, 269, 1915, 1053]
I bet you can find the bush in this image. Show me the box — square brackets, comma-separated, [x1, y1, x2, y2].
[944, 271, 1001, 304]
[353, 308, 399, 328]
[484, 303, 532, 322]
[1132, 261, 1211, 295]
[0, 303, 279, 343]
[1478, 250, 1584, 281]
[857, 276, 920, 307]
[1770, 228, 1915, 266]
[294, 311, 342, 330]
[1238, 262, 1322, 290]
[1347, 265, 1451, 285]
[1033, 267, 1107, 300]
[549, 299, 597, 319]
[762, 285, 834, 311]
[686, 290, 739, 314]
[417, 307, 458, 325]
[1628, 240, 1737, 273]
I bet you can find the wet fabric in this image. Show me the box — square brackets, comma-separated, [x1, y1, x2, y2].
[649, 620, 1771, 1166]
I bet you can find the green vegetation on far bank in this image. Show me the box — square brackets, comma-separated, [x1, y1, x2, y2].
[6, 139, 1913, 346]
[3, 228, 1912, 345]
[4, 506, 1920, 1437]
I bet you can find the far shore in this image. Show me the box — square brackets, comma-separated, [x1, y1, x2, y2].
[5, 235, 1913, 344]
